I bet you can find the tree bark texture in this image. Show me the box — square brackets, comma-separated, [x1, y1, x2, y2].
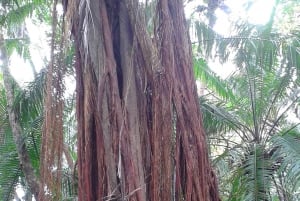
[38, 0, 65, 199]
[66, 0, 220, 200]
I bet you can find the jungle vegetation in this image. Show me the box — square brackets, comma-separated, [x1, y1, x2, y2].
[0, 0, 299, 201]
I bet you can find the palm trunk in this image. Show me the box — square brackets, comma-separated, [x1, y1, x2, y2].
[0, 34, 40, 199]
[65, 0, 220, 200]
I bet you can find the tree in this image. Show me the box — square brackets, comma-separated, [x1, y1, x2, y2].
[0, 0, 77, 200]
[0, 0, 50, 199]
[0, 69, 45, 200]
[64, 0, 220, 200]
[0, 0, 42, 196]
[196, 56, 300, 200]
[192, 0, 300, 200]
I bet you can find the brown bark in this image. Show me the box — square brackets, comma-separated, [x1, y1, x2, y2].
[0, 34, 40, 199]
[65, 0, 221, 200]
[39, 0, 65, 199]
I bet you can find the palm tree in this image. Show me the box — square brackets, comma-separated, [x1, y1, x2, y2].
[192, 0, 300, 200]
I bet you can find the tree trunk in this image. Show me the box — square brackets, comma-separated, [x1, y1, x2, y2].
[0, 34, 40, 199]
[65, 0, 220, 200]
[38, 0, 65, 199]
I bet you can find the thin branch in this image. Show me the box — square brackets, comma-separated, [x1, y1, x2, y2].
[261, 75, 287, 139]
[267, 96, 300, 137]
[244, 57, 259, 142]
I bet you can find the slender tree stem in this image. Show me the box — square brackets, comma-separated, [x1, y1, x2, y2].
[0, 34, 40, 199]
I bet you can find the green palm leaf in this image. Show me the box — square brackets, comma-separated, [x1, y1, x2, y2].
[271, 129, 300, 191]
[194, 57, 235, 101]
[0, 131, 21, 201]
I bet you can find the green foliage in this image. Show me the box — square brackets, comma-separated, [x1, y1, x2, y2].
[194, 57, 235, 101]
[0, 88, 20, 201]
[234, 145, 273, 201]
[271, 129, 300, 191]
[0, 3, 35, 27]
[0, 0, 298, 199]
[0, 72, 44, 199]
[5, 38, 31, 59]
[191, 0, 300, 200]
[0, 131, 21, 201]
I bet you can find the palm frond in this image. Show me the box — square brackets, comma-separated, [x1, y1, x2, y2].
[194, 57, 235, 101]
[13, 70, 45, 123]
[5, 38, 31, 60]
[0, 3, 35, 27]
[13, 71, 45, 170]
[200, 97, 249, 137]
[194, 21, 221, 59]
[0, 129, 21, 201]
[271, 128, 300, 192]
[0, 71, 44, 199]
[231, 145, 273, 201]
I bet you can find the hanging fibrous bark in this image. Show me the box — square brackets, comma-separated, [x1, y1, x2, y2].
[65, 0, 221, 200]
[39, 0, 66, 200]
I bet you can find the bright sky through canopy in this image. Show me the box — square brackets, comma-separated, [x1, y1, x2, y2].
[207, 0, 276, 78]
[10, 0, 277, 85]
[246, 0, 276, 24]
[10, 19, 49, 86]
[214, 0, 276, 35]
[225, 0, 276, 24]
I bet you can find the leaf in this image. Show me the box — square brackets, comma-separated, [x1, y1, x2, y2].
[194, 57, 235, 101]
[271, 129, 300, 191]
